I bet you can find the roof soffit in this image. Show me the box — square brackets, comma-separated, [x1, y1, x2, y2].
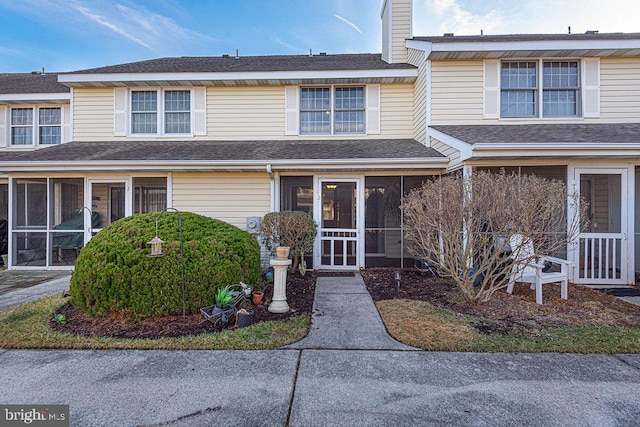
[59, 70, 418, 88]
[407, 38, 640, 59]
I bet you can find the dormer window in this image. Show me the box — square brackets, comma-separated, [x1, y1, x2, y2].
[130, 89, 191, 135]
[500, 60, 580, 118]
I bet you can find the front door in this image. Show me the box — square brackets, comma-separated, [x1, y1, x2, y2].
[574, 168, 629, 284]
[316, 179, 362, 269]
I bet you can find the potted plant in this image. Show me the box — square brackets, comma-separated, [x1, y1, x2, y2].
[213, 285, 236, 322]
[275, 246, 290, 260]
[252, 280, 265, 305]
[236, 308, 254, 327]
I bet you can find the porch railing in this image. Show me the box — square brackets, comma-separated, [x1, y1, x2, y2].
[575, 233, 625, 284]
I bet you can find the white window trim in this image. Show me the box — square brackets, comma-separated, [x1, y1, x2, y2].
[497, 58, 585, 120]
[8, 105, 63, 148]
[299, 84, 367, 136]
[128, 87, 194, 137]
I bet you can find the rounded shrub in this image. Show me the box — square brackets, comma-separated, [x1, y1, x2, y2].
[70, 212, 261, 318]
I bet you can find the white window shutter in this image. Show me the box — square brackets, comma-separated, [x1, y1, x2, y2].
[285, 86, 299, 135]
[62, 105, 71, 143]
[0, 106, 6, 147]
[583, 58, 600, 118]
[114, 87, 127, 136]
[193, 87, 207, 136]
[483, 60, 500, 119]
[366, 84, 381, 134]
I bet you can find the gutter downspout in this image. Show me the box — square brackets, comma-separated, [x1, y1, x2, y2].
[267, 164, 276, 212]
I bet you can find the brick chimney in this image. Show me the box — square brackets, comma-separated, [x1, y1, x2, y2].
[381, 0, 411, 64]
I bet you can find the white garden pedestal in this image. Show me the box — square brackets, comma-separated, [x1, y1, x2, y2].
[268, 258, 291, 313]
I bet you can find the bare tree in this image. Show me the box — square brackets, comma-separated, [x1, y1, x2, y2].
[402, 170, 586, 303]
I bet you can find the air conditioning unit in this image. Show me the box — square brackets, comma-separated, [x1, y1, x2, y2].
[246, 216, 261, 234]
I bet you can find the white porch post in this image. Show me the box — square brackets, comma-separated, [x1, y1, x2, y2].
[463, 165, 473, 269]
[626, 164, 635, 284]
[567, 165, 577, 284]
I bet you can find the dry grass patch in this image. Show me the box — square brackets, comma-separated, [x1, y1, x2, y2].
[375, 297, 640, 353]
[376, 299, 477, 350]
[0, 295, 310, 350]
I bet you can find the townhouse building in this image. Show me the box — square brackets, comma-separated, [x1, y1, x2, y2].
[1, 0, 639, 285]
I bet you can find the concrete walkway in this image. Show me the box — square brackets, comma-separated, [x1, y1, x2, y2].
[287, 274, 416, 350]
[2, 273, 640, 425]
[0, 273, 70, 312]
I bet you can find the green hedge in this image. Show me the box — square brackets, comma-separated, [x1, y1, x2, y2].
[70, 212, 261, 318]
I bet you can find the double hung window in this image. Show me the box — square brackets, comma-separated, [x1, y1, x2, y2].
[131, 89, 191, 135]
[500, 60, 580, 118]
[300, 86, 365, 135]
[10, 107, 61, 146]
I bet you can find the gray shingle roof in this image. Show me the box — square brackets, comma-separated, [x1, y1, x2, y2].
[431, 123, 640, 144]
[413, 32, 640, 44]
[68, 54, 415, 74]
[7, 139, 443, 163]
[0, 73, 69, 95]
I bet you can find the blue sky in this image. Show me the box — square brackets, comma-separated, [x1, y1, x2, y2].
[1, 0, 638, 73]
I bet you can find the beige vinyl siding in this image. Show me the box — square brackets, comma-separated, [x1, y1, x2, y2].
[592, 175, 611, 233]
[431, 60, 484, 125]
[90, 183, 110, 228]
[73, 88, 114, 141]
[432, 57, 640, 125]
[391, 0, 410, 64]
[381, 2, 390, 62]
[171, 172, 270, 229]
[380, 83, 414, 138]
[408, 48, 427, 143]
[385, 230, 402, 257]
[431, 137, 462, 170]
[600, 58, 640, 122]
[209, 86, 285, 140]
[381, 0, 410, 64]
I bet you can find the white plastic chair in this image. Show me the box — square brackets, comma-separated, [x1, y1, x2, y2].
[506, 234, 572, 305]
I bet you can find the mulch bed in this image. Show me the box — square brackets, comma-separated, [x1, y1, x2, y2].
[52, 272, 316, 339]
[362, 268, 640, 336]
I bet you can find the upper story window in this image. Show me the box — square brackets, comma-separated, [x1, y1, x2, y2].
[500, 60, 580, 118]
[10, 107, 61, 146]
[130, 89, 191, 135]
[300, 86, 365, 135]
[543, 61, 579, 117]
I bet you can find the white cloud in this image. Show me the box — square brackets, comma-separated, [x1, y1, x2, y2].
[414, 0, 502, 36]
[270, 35, 301, 53]
[0, 0, 217, 56]
[334, 14, 363, 34]
[414, 0, 640, 37]
[0, 46, 22, 56]
[74, 5, 153, 50]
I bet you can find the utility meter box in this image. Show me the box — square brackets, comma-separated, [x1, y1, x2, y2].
[246, 216, 261, 234]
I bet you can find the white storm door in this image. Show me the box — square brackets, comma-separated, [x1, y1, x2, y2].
[574, 168, 628, 285]
[316, 178, 364, 269]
